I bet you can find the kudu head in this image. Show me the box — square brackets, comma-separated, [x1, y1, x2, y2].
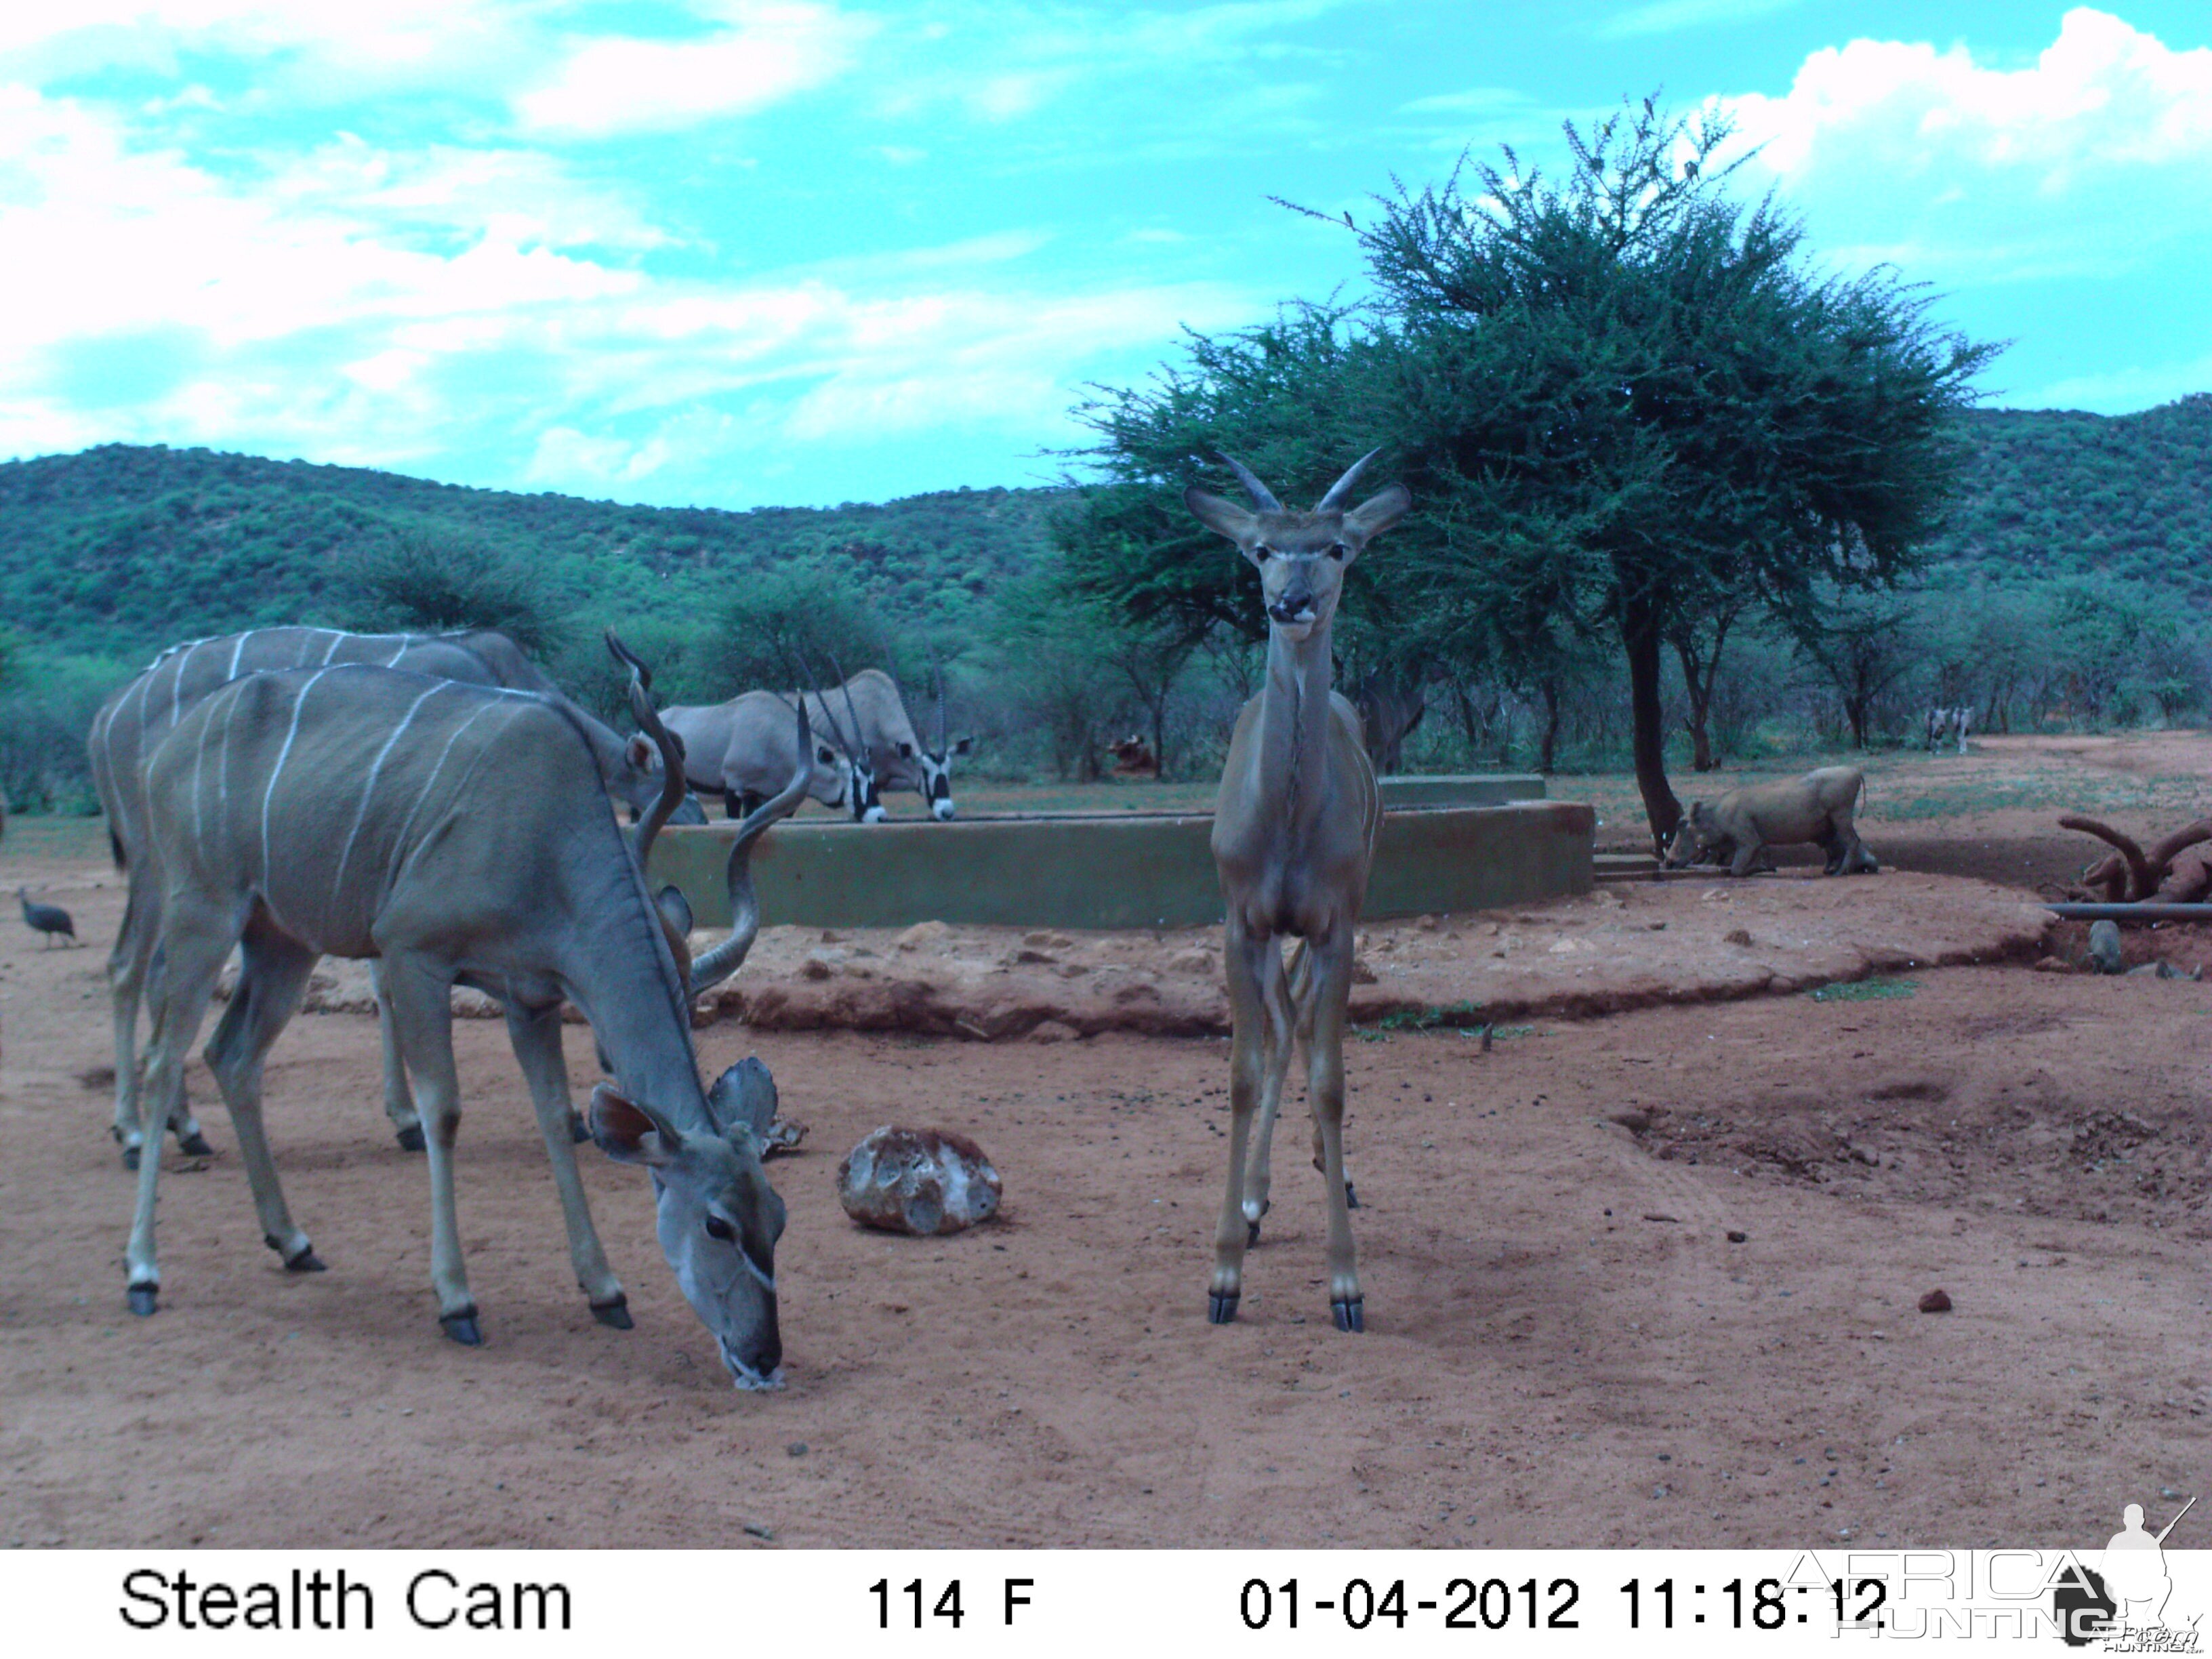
[604, 630, 811, 1387]
[1185, 450, 1411, 644]
[916, 652, 975, 821]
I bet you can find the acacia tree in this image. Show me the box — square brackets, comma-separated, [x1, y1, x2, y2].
[1064, 97, 1996, 844]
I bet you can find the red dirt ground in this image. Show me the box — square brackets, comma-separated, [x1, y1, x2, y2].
[6, 734, 2212, 1550]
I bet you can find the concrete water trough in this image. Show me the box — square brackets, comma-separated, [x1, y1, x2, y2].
[648, 773, 1595, 932]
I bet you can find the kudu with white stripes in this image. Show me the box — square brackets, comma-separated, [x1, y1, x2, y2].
[1187, 451, 1410, 1333]
[90, 625, 692, 1166]
[122, 633, 808, 1387]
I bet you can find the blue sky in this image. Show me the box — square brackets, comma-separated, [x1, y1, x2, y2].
[3, 2, 2208, 508]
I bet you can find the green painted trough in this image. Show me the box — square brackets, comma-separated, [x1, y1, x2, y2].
[647, 773, 1594, 930]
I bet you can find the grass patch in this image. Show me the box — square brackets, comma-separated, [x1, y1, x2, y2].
[1807, 977, 1920, 1002]
[1353, 1006, 1538, 1041]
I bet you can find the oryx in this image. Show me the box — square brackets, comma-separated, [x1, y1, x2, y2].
[121, 634, 808, 1386]
[89, 625, 691, 1167]
[794, 666, 975, 820]
[658, 672, 885, 823]
[1185, 449, 1410, 1334]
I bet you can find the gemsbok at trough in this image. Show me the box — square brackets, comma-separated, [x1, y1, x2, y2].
[89, 625, 693, 1167]
[659, 671, 884, 823]
[122, 634, 808, 1387]
[794, 665, 975, 820]
[1185, 450, 1410, 1333]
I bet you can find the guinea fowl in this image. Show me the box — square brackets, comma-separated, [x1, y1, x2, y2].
[19, 888, 77, 947]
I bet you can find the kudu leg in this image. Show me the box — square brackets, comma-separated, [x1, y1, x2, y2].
[1239, 941, 1297, 1245]
[503, 1001, 628, 1326]
[380, 958, 484, 1346]
[109, 894, 212, 1168]
[1304, 928, 1363, 1332]
[1208, 922, 1271, 1324]
[203, 922, 324, 1273]
[369, 960, 426, 1151]
[124, 896, 239, 1315]
[1290, 945, 1357, 1210]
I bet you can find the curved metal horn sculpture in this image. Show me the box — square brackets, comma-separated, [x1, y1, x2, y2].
[687, 697, 811, 995]
[607, 629, 689, 869]
[1315, 447, 1383, 513]
[1219, 453, 1283, 514]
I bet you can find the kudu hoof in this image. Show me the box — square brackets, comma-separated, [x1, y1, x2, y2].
[568, 1113, 592, 1145]
[590, 1296, 634, 1331]
[121, 1145, 142, 1172]
[1331, 1297, 1365, 1334]
[1208, 1290, 1240, 1325]
[394, 1124, 426, 1153]
[127, 1284, 159, 1317]
[265, 1235, 326, 1273]
[440, 1309, 484, 1347]
[176, 1130, 216, 1158]
[1345, 1179, 1359, 1210]
[1246, 1219, 1261, 1248]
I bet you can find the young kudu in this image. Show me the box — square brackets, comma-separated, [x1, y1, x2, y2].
[1187, 451, 1410, 1332]
[124, 635, 809, 1387]
[89, 626, 684, 1166]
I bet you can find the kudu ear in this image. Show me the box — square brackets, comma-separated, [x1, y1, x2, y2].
[590, 1083, 682, 1166]
[626, 734, 658, 773]
[1185, 486, 1258, 547]
[1342, 484, 1412, 544]
[654, 883, 694, 942]
[705, 1057, 779, 1144]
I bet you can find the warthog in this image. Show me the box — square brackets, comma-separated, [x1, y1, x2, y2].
[1662, 765, 1878, 876]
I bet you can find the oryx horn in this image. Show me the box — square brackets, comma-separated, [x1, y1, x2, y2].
[1315, 448, 1383, 512]
[1219, 453, 1282, 514]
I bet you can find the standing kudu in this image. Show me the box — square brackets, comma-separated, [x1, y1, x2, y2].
[89, 626, 687, 1166]
[123, 634, 809, 1385]
[1187, 451, 1410, 1332]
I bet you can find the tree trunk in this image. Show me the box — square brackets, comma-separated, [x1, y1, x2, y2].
[1621, 594, 1681, 851]
[1538, 678, 1561, 774]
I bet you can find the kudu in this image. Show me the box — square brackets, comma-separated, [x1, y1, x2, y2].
[89, 626, 687, 1166]
[1187, 451, 1410, 1333]
[123, 634, 808, 1385]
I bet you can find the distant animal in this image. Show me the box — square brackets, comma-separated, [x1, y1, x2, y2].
[1662, 765, 1878, 877]
[1925, 705, 1973, 754]
[658, 683, 884, 823]
[18, 888, 76, 947]
[792, 665, 975, 821]
[1107, 735, 1159, 779]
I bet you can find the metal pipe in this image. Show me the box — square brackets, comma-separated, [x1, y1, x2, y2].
[2045, 903, 2212, 923]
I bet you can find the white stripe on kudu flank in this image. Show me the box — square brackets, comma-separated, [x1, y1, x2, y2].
[319, 630, 345, 666]
[261, 669, 331, 888]
[386, 638, 409, 667]
[217, 678, 247, 821]
[333, 680, 453, 907]
[227, 630, 256, 681]
[169, 638, 207, 730]
[386, 699, 502, 885]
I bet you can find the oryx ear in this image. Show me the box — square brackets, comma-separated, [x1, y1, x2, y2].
[1185, 486, 1258, 546]
[950, 735, 975, 756]
[896, 740, 916, 760]
[1342, 484, 1411, 544]
[590, 1084, 682, 1166]
[653, 884, 693, 941]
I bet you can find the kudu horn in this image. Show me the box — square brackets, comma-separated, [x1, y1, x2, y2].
[1315, 447, 1383, 512]
[1219, 453, 1282, 514]
[607, 629, 687, 868]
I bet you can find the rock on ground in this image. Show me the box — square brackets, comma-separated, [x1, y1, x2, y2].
[837, 1126, 1002, 1236]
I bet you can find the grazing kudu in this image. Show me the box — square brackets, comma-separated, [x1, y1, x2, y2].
[1187, 451, 1410, 1333]
[89, 626, 684, 1166]
[123, 636, 808, 1385]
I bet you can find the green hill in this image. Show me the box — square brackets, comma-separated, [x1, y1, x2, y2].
[0, 443, 1069, 664]
[1923, 394, 2212, 598]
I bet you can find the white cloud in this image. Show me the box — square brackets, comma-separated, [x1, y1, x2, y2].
[515, 3, 873, 138]
[1714, 9, 2212, 281]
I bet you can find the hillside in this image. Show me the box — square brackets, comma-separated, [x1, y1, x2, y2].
[1, 393, 2206, 668]
[0, 444, 1068, 663]
[1923, 394, 2212, 598]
